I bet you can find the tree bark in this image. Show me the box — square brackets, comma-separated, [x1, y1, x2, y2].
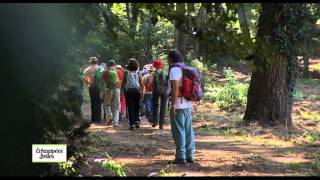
[194, 4, 206, 58]
[174, 3, 187, 62]
[126, 3, 139, 40]
[237, 4, 251, 39]
[303, 55, 309, 78]
[144, 16, 153, 64]
[243, 3, 292, 127]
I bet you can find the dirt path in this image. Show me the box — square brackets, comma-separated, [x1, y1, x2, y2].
[77, 102, 318, 176]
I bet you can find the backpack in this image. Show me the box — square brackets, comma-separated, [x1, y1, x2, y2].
[153, 70, 167, 95]
[169, 63, 205, 102]
[145, 76, 154, 92]
[125, 71, 141, 94]
[85, 74, 95, 86]
[95, 67, 104, 90]
[105, 68, 119, 89]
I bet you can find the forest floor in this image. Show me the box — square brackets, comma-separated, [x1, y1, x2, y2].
[77, 61, 320, 177]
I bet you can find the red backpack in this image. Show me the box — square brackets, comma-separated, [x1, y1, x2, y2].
[169, 63, 205, 102]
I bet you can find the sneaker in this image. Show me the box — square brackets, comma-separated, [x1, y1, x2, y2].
[159, 126, 163, 130]
[167, 159, 187, 165]
[135, 124, 140, 128]
[114, 124, 119, 128]
[186, 159, 194, 163]
[152, 122, 157, 127]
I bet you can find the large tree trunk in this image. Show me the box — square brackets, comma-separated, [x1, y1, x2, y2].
[243, 3, 292, 127]
[174, 3, 187, 62]
[237, 4, 251, 39]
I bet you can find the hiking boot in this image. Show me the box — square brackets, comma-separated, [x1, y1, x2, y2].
[152, 122, 158, 127]
[129, 125, 134, 131]
[167, 159, 187, 165]
[186, 159, 195, 163]
[135, 124, 140, 128]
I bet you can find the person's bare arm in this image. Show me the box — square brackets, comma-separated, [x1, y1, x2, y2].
[139, 74, 144, 97]
[171, 80, 179, 115]
[141, 77, 146, 97]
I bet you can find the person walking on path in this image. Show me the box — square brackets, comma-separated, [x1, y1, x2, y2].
[167, 49, 195, 164]
[142, 64, 155, 123]
[98, 62, 107, 123]
[122, 58, 143, 131]
[152, 59, 168, 129]
[115, 64, 126, 123]
[83, 57, 102, 124]
[101, 60, 123, 127]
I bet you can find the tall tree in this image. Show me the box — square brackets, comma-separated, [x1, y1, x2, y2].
[194, 3, 206, 58]
[237, 3, 251, 39]
[243, 3, 311, 128]
[174, 3, 187, 61]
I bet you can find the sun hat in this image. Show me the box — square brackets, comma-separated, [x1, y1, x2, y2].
[88, 57, 98, 63]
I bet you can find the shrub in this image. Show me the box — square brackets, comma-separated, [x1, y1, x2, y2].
[293, 88, 304, 101]
[216, 86, 241, 109]
[204, 68, 249, 110]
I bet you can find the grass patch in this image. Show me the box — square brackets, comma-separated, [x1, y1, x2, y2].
[300, 111, 320, 121]
[305, 133, 320, 143]
[159, 163, 177, 176]
[308, 95, 320, 101]
[232, 134, 294, 147]
[99, 136, 109, 143]
[297, 79, 319, 87]
[198, 127, 239, 136]
[87, 146, 99, 154]
[288, 158, 320, 175]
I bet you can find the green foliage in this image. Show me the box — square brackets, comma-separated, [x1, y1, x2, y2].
[205, 68, 248, 110]
[288, 154, 320, 175]
[159, 163, 176, 176]
[216, 86, 241, 109]
[274, 4, 319, 101]
[101, 152, 126, 177]
[293, 88, 305, 101]
[58, 160, 76, 176]
[306, 133, 320, 142]
[198, 127, 239, 136]
[298, 79, 319, 87]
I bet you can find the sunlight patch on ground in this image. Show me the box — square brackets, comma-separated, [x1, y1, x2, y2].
[231, 135, 294, 147]
[267, 156, 311, 164]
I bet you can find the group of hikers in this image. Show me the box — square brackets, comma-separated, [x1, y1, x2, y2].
[83, 49, 204, 164]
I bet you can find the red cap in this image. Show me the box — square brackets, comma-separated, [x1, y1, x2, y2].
[153, 59, 164, 69]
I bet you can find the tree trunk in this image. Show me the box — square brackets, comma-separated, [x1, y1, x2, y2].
[144, 16, 153, 64]
[195, 4, 206, 58]
[214, 3, 224, 16]
[237, 4, 251, 39]
[303, 55, 309, 78]
[174, 3, 187, 62]
[243, 3, 292, 127]
[126, 3, 139, 40]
